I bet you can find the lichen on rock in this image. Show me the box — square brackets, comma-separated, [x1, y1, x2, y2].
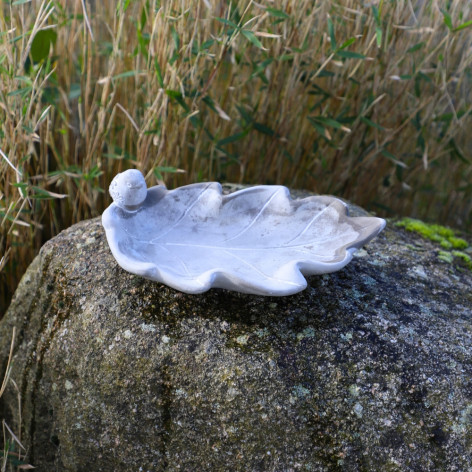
[0, 198, 471, 471]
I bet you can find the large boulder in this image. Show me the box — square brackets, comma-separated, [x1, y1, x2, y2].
[1, 196, 471, 471]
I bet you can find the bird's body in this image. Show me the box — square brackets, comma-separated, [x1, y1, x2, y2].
[109, 169, 147, 210]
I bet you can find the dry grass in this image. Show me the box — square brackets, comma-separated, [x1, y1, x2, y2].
[1, 328, 33, 471]
[1, 0, 471, 313]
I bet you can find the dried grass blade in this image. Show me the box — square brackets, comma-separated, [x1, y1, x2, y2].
[0, 327, 16, 398]
[2, 420, 25, 451]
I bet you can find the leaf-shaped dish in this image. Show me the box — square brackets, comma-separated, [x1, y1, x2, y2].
[102, 170, 386, 296]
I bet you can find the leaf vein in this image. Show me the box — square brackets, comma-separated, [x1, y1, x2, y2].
[150, 183, 213, 243]
[285, 201, 338, 244]
[223, 187, 284, 242]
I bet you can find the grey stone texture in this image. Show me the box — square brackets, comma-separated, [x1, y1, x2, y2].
[1, 198, 471, 471]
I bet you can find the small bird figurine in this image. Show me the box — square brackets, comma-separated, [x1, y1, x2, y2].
[109, 169, 147, 211]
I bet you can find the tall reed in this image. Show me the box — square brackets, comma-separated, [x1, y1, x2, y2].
[1, 0, 471, 313]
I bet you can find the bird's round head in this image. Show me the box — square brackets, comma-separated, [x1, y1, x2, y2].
[109, 169, 147, 210]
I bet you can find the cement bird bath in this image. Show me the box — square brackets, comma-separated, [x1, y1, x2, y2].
[102, 170, 386, 295]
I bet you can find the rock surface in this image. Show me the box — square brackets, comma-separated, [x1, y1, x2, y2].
[1, 196, 472, 471]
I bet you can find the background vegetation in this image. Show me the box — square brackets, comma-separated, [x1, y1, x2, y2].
[1, 0, 471, 314]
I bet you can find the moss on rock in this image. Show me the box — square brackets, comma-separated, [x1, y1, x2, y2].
[452, 250, 472, 270]
[396, 217, 471, 271]
[395, 218, 468, 249]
